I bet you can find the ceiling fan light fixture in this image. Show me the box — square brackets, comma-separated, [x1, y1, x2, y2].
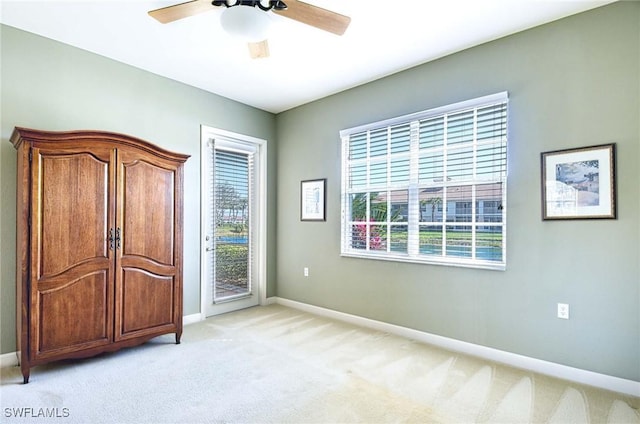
[220, 5, 272, 42]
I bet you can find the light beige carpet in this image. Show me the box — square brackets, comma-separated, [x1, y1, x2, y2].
[1, 304, 638, 423]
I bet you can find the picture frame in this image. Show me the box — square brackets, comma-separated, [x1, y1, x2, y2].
[300, 179, 326, 221]
[541, 143, 616, 220]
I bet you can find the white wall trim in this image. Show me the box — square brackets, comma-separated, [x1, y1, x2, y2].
[1, 352, 18, 368]
[263, 296, 279, 305]
[274, 297, 640, 397]
[183, 313, 203, 326]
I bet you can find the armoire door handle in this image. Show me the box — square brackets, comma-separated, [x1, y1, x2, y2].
[108, 228, 115, 250]
[116, 227, 121, 249]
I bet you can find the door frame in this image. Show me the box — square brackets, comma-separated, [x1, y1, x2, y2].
[199, 125, 268, 318]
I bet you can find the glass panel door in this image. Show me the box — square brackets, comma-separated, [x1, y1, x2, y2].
[212, 148, 251, 301]
[203, 132, 262, 317]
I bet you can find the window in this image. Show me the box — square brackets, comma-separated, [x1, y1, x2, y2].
[340, 92, 508, 270]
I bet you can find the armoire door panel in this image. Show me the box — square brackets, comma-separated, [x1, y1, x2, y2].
[34, 150, 112, 278]
[36, 271, 112, 357]
[119, 158, 176, 266]
[117, 268, 175, 337]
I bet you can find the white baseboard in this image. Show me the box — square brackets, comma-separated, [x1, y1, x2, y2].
[263, 296, 279, 305]
[274, 297, 640, 397]
[1, 351, 19, 368]
[183, 312, 203, 326]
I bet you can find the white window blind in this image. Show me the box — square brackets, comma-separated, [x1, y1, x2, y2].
[206, 139, 256, 302]
[340, 92, 508, 270]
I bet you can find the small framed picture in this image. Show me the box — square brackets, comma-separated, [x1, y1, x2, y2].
[541, 143, 616, 220]
[300, 179, 326, 221]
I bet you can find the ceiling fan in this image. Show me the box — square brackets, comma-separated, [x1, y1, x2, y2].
[148, 0, 351, 59]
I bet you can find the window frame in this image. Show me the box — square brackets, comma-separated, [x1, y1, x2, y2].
[340, 92, 508, 271]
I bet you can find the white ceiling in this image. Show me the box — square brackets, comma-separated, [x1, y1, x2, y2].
[1, 0, 616, 113]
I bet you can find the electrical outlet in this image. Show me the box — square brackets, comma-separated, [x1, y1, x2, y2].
[303, 267, 309, 277]
[557, 303, 569, 319]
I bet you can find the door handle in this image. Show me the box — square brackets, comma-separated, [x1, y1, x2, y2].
[116, 227, 121, 249]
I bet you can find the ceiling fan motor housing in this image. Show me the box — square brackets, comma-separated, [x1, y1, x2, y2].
[212, 1, 287, 11]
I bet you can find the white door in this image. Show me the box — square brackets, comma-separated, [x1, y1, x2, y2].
[201, 127, 266, 317]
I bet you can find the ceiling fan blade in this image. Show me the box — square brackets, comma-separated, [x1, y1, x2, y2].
[248, 40, 270, 59]
[148, 0, 214, 24]
[274, 0, 350, 36]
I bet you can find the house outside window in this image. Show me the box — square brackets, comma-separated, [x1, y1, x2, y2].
[340, 92, 508, 270]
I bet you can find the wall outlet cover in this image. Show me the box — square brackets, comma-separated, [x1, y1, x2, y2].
[557, 303, 569, 319]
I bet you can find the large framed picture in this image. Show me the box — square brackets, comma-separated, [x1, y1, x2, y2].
[541, 143, 616, 220]
[300, 178, 326, 221]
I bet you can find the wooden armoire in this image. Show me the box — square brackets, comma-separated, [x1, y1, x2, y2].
[11, 128, 190, 383]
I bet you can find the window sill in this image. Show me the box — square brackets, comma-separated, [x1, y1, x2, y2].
[340, 251, 506, 271]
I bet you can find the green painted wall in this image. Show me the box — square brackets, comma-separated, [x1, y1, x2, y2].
[1, 2, 638, 384]
[275, 2, 640, 381]
[0, 25, 278, 354]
